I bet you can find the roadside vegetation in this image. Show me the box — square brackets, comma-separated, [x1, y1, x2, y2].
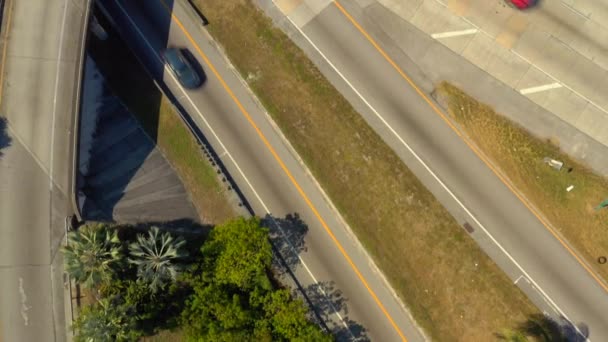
[436, 82, 608, 283]
[83, 10, 331, 340]
[497, 314, 575, 342]
[64, 219, 330, 341]
[193, 0, 542, 340]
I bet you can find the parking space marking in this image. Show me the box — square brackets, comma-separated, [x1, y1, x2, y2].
[520, 82, 562, 95]
[431, 28, 477, 39]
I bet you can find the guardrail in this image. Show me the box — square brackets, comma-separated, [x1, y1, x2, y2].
[152, 79, 255, 216]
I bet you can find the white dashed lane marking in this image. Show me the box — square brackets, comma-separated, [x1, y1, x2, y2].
[520, 82, 562, 95]
[431, 28, 478, 39]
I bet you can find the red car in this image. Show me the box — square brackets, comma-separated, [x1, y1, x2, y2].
[509, 0, 537, 9]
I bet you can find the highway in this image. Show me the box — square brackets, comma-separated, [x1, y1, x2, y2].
[98, 0, 608, 340]
[100, 0, 426, 340]
[0, 0, 91, 341]
[264, 0, 608, 340]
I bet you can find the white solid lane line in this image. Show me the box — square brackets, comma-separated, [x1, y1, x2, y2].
[520, 82, 562, 95]
[109, 0, 353, 336]
[431, 28, 478, 39]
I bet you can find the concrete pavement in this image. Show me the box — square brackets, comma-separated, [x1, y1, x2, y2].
[100, 0, 426, 340]
[258, 0, 608, 339]
[359, 0, 608, 177]
[377, 0, 608, 157]
[0, 0, 91, 341]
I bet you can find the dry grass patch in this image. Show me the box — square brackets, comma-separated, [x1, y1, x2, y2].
[194, 0, 539, 340]
[154, 98, 236, 223]
[436, 81, 608, 282]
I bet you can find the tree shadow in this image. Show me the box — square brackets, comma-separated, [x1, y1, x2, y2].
[496, 313, 589, 342]
[0, 117, 11, 157]
[118, 218, 212, 257]
[124, 218, 211, 236]
[264, 213, 368, 341]
[265, 213, 309, 274]
[303, 281, 369, 342]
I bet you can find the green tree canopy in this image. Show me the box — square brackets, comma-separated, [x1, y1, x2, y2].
[181, 282, 254, 341]
[182, 217, 331, 341]
[201, 217, 272, 290]
[257, 289, 332, 342]
[72, 297, 140, 342]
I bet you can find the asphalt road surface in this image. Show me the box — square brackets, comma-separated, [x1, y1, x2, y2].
[263, 0, 608, 340]
[100, 0, 426, 340]
[0, 0, 90, 341]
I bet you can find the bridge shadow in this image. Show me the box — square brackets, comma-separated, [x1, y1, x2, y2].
[89, 0, 168, 141]
[0, 117, 10, 158]
[79, 1, 201, 222]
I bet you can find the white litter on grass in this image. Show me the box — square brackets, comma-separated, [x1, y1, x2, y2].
[566, 185, 574, 192]
[543, 157, 563, 171]
[79, 55, 105, 175]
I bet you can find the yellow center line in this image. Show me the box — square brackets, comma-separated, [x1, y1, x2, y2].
[157, 0, 408, 340]
[332, 0, 608, 293]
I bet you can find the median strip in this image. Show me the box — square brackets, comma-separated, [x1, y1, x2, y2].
[191, 0, 541, 340]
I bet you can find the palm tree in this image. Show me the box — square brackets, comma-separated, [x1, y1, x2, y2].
[63, 223, 122, 289]
[128, 227, 187, 293]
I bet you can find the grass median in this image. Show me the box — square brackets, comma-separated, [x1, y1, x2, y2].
[436, 82, 608, 284]
[193, 0, 540, 340]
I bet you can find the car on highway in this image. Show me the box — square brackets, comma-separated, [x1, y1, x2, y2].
[508, 0, 537, 9]
[162, 48, 202, 89]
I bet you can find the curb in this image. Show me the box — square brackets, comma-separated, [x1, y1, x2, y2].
[69, 0, 93, 223]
